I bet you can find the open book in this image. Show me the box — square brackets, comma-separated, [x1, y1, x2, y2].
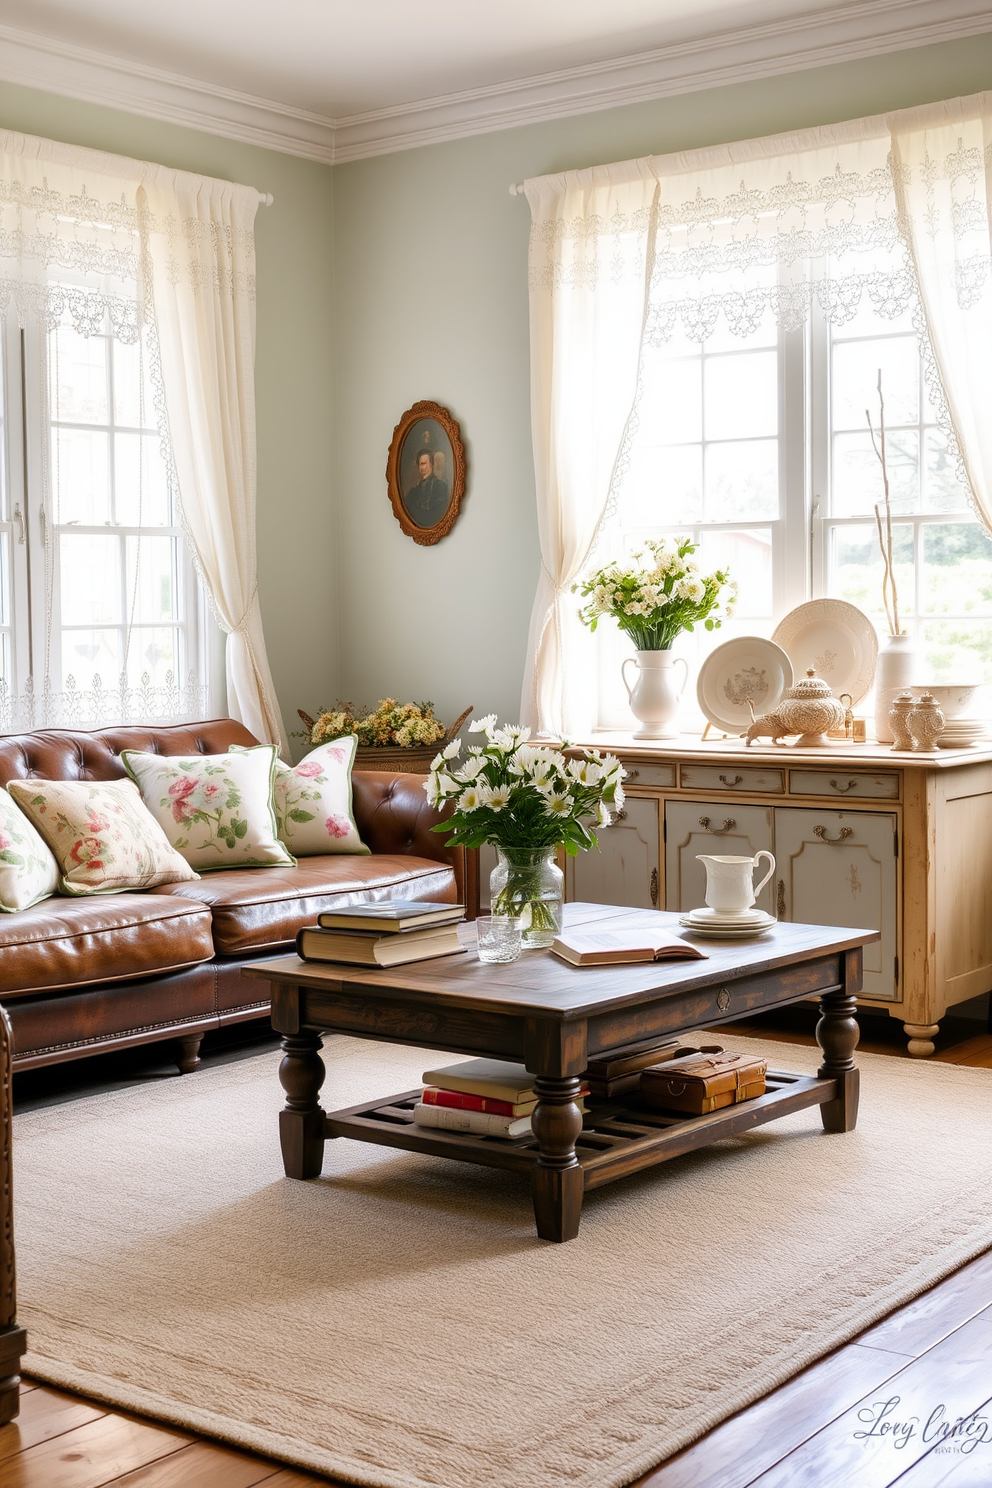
[551, 928, 708, 967]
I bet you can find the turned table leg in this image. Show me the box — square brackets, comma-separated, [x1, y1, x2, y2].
[903, 1022, 939, 1058]
[816, 987, 861, 1133]
[279, 1031, 326, 1179]
[530, 1075, 585, 1242]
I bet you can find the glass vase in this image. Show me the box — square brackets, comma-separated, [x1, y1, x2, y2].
[489, 847, 563, 949]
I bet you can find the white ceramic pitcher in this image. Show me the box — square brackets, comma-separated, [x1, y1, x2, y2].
[620, 650, 689, 740]
[697, 852, 776, 914]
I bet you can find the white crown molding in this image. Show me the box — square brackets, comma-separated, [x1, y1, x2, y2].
[0, 0, 989, 167]
[333, 0, 992, 162]
[0, 23, 337, 163]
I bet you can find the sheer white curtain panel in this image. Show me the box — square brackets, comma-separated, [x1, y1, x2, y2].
[890, 96, 992, 537]
[521, 166, 659, 737]
[521, 93, 992, 737]
[139, 169, 285, 748]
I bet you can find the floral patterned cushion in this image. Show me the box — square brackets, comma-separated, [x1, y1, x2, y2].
[6, 777, 200, 896]
[237, 737, 368, 856]
[122, 746, 295, 872]
[0, 788, 61, 911]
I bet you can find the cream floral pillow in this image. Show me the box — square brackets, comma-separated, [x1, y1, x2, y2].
[122, 746, 295, 872]
[6, 777, 200, 897]
[236, 737, 368, 856]
[0, 788, 60, 911]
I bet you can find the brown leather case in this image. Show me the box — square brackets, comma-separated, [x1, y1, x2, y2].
[640, 1050, 767, 1115]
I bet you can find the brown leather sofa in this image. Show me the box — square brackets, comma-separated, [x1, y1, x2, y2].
[0, 719, 469, 1075]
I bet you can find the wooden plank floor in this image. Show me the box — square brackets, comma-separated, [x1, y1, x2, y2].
[8, 1013, 992, 1488]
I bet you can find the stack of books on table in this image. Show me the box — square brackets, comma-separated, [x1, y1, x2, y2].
[296, 901, 466, 967]
[414, 1058, 590, 1140]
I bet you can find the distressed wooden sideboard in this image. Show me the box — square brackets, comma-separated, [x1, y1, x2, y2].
[564, 736, 992, 1057]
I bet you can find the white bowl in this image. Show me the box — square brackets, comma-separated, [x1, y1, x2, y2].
[907, 684, 982, 720]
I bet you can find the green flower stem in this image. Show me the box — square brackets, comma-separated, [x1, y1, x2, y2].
[491, 850, 560, 934]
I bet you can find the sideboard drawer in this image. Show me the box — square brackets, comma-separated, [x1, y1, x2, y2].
[620, 763, 676, 789]
[679, 764, 785, 794]
[789, 769, 900, 801]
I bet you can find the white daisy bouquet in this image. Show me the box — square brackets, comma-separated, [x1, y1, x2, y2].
[426, 716, 625, 856]
[575, 537, 736, 651]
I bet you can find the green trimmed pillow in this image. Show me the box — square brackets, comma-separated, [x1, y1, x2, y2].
[0, 787, 60, 910]
[235, 737, 368, 856]
[6, 777, 200, 896]
[122, 746, 295, 872]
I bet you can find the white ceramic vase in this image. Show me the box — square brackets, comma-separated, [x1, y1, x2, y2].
[621, 650, 689, 739]
[874, 633, 920, 744]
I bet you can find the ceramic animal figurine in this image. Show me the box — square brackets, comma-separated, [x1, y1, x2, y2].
[744, 712, 794, 746]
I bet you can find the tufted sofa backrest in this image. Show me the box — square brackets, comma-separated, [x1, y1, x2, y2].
[0, 718, 260, 788]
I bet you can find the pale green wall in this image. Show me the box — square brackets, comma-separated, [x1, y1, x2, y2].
[332, 32, 992, 729]
[0, 81, 336, 737]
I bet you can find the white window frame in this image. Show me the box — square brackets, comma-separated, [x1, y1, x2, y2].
[0, 315, 210, 722]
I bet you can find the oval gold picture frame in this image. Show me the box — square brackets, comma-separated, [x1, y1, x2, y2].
[386, 400, 466, 546]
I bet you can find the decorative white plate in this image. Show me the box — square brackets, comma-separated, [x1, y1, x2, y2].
[696, 637, 793, 735]
[772, 600, 878, 705]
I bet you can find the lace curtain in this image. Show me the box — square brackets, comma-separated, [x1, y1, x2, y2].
[0, 130, 286, 745]
[521, 92, 992, 737]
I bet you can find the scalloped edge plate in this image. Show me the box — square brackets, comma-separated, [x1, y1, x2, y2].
[696, 637, 794, 734]
[772, 600, 878, 705]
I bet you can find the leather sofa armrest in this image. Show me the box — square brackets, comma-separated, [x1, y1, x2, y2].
[351, 771, 477, 915]
[0, 1006, 27, 1422]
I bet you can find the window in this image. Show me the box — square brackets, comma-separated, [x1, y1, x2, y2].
[0, 314, 208, 730]
[595, 281, 987, 730]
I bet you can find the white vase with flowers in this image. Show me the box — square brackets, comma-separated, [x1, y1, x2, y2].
[574, 538, 737, 738]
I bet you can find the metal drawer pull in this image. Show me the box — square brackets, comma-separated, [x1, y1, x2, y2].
[613, 808, 627, 822]
[718, 774, 744, 787]
[13, 504, 25, 544]
[649, 867, 659, 907]
[830, 779, 858, 793]
[699, 816, 737, 834]
[813, 825, 854, 843]
[625, 768, 639, 780]
[777, 879, 786, 919]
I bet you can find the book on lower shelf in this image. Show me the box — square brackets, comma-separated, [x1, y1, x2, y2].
[296, 923, 465, 967]
[551, 929, 708, 967]
[412, 1102, 535, 1139]
[421, 1086, 538, 1118]
[420, 1059, 539, 1104]
[316, 901, 465, 933]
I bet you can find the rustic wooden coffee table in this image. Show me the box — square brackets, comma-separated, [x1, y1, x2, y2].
[244, 904, 877, 1242]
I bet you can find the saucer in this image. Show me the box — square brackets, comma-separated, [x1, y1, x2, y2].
[681, 907, 776, 928]
[678, 920, 776, 939]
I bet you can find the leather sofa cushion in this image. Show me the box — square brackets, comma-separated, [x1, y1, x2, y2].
[151, 854, 458, 954]
[0, 895, 215, 997]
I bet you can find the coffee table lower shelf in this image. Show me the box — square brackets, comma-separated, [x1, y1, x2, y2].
[324, 1069, 834, 1189]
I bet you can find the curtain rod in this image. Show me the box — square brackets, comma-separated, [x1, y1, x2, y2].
[509, 183, 524, 196]
[258, 192, 274, 206]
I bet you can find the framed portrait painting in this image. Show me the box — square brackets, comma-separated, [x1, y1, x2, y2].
[386, 400, 466, 545]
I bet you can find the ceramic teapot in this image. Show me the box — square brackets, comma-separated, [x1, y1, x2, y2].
[775, 668, 846, 747]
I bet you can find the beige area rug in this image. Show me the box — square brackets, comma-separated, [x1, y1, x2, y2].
[14, 1034, 992, 1488]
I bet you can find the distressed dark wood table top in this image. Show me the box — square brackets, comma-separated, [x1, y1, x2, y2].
[244, 902, 878, 1024]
